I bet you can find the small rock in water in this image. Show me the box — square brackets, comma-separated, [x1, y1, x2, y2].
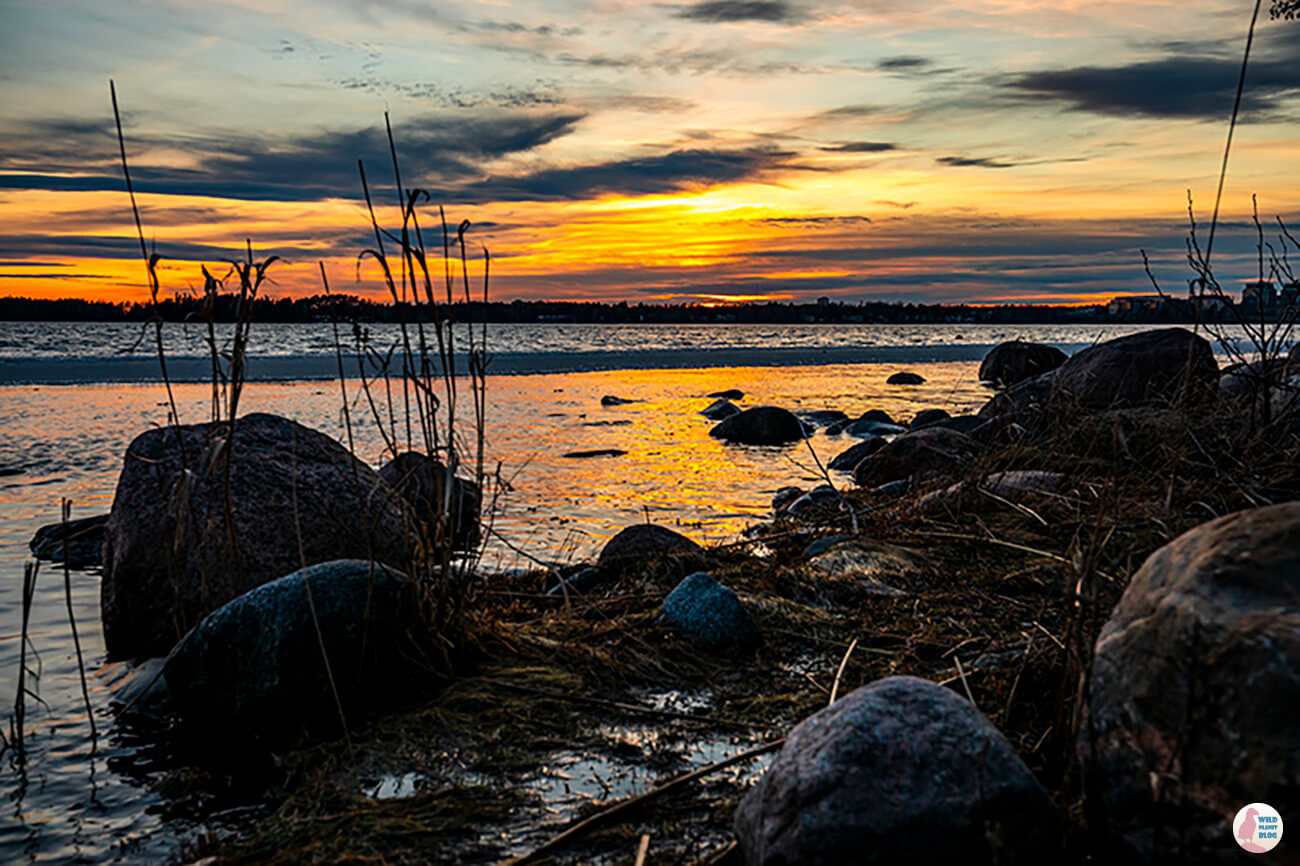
[707, 389, 745, 400]
[734, 676, 1060, 865]
[886, 371, 926, 385]
[0, 466, 23, 477]
[856, 409, 896, 425]
[710, 406, 806, 445]
[581, 419, 632, 427]
[843, 418, 907, 438]
[794, 409, 850, 428]
[601, 395, 637, 406]
[827, 436, 885, 471]
[771, 486, 804, 513]
[30, 513, 108, 569]
[979, 340, 1068, 388]
[701, 398, 742, 420]
[661, 572, 758, 651]
[562, 449, 628, 459]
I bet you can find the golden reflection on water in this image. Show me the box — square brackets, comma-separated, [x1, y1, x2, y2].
[1, 361, 992, 571]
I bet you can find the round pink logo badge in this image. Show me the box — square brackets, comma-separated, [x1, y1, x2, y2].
[1233, 803, 1283, 853]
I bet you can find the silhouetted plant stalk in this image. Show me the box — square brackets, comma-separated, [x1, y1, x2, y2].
[316, 111, 492, 674]
[11, 561, 42, 764]
[1140, 3, 1298, 430]
[61, 500, 96, 743]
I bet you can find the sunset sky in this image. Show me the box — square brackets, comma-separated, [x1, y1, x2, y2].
[0, 0, 1297, 305]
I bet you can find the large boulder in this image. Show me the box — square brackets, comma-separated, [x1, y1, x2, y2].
[1050, 328, 1218, 411]
[597, 524, 704, 576]
[163, 559, 414, 742]
[378, 452, 481, 550]
[979, 340, 1067, 388]
[661, 572, 758, 651]
[102, 413, 410, 659]
[735, 676, 1060, 865]
[1080, 503, 1300, 862]
[710, 406, 806, 445]
[853, 427, 979, 488]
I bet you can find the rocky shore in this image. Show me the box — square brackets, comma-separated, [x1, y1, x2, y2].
[30, 327, 1300, 863]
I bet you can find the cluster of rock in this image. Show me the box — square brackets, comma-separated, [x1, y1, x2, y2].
[38, 413, 482, 743]
[733, 330, 1300, 862]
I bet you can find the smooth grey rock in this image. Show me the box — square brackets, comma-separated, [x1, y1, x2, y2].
[886, 371, 926, 385]
[163, 559, 414, 741]
[710, 406, 806, 445]
[102, 414, 410, 659]
[979, 340, 1067, 388]
[702, 398, 742, 420]
[662, 572, 758, 651]
[1081, 503, 1300, 863]
[828, 436, 886, 471]
[30, 514, 108, 569]
[735, 676, 1060, 865]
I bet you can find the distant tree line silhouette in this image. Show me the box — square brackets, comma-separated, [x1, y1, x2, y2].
[0, 294, 1121, 325]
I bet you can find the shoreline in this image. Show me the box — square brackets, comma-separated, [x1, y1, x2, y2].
[0, 343, 1045, 385]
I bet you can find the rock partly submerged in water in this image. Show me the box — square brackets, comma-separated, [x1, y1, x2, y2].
[979, 340, 1067, 388]
[102, 413, 411, 660]
[701, 398, 742, 421]
[600, 395, 638, 406]
[909, 408, 950, 429]
[710, 406, 806, 445]
[562, 449, 628, 459]
[735, 676, 1060, 865]
[662, 572, 758, 651]
[827, 436, 886, 472]
[30, 513, 108, 569]
[708, 389, 745, 400]
[597, 524, 705, 577]
[163, 559, 416, 743]
[1080, 502, 1300, 863]
[795, 409, 850, 429]
[378, 452, 481, 550]
[886, 371, 926, 385]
